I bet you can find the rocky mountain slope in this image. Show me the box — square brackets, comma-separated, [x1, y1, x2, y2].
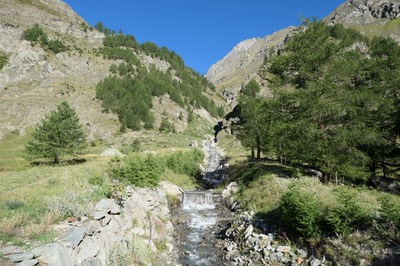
[207, 0, 400, 105]
[205, 27, 296, 105]
[0, 0, 217, 142]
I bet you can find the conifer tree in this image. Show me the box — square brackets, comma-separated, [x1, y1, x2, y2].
[25, 101, 87, 164]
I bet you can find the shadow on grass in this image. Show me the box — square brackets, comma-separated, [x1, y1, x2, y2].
[30, 158, 87, 167]
[227, 159, 295, 188]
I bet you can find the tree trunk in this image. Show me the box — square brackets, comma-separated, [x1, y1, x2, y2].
[53, 155, 59, 164]
[251, 146, 255, 161]
[256, 133, 261, 161]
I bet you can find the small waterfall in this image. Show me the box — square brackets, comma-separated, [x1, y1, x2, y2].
[182, 190, 214, 210]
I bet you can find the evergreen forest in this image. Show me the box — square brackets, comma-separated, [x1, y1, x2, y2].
[94, 25, 223, 131]
[234, 20, 400, 184]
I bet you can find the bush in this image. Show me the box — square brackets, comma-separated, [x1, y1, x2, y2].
[159, 118, 176, 133]
[47, 39, 67, 54]
[109, 154, 165, 187]
[0, 50, 9, 70]
[130, 139, 141, 152]
[324, 187, 370, 236]
[165, 148, 203, 176]
[378, 194, 400, 228]
[22, 24, 46, 43]
[279, 187, 322, 237]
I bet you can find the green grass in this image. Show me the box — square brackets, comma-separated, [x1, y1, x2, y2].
[0, 129, 32, 171]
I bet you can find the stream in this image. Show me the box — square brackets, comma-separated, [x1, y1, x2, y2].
[172, 140, 232, 265]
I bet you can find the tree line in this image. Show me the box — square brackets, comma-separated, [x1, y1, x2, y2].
[233, 20, 400, 183]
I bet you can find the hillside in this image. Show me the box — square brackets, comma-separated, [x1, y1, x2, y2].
[207, 0, 400, 106]
[0, 0, 222, 143]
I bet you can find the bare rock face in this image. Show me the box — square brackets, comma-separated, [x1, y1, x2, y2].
[205, 27, 296, 105]
[0, 0, 119, 141]
[326, 0, 400, 25]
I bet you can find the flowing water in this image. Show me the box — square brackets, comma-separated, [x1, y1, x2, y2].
[172, 140, 232, 265]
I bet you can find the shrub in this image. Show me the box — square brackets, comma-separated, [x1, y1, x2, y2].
[109, 154, 165, 187]
[130, 139, 141, 152]
[3, 199, 25, 210]
[22, 24, 46, 43]
[0, 50, 9, 70]
[165, 148, 203, 176]
[324, 187, 370, 236]
[47, 39, 67, 54]
[159, 118, 175, 133]
[279, 187, 322, 237]
[46, 190, 91, 217]
[378, 194, 400, 227]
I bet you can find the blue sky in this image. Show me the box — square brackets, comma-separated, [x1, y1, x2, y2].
[63, 0, 345, 74]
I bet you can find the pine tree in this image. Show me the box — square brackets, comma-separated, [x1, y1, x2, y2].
[25, 101, 87, 164]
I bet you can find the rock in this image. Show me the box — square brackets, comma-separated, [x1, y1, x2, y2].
[296, 248, 307, 258]
[7, 252, 33, 262]
[189, 140, 198, 147]
[0, 246, 24, 255]
[222, 182, 239, 198]
[80, 257, 102, 266]
[15, 259, 39, 266]
[58, 226, 86, 248]
[75, 237, 100, 263]
[100, 148, 124, 157]
[31, 243, 74, 266]
[159, 181, 183, 198]
[244, 224, 254, 239]
[95, 199, 121, 214]
[85, 220, 101, 236]
[309, 257, 322, 266]
[277, 245, 291, 253]
[92, 211, 106, 220]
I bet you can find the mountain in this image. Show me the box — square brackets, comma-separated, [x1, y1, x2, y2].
[325, 0, 400, 42]
[207, 0, 400, 105]
[205, 27, 296, 105]
[0, 0, 220, 142]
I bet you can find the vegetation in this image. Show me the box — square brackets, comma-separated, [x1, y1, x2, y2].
[95, 26, 223, 131]
[22, 24, 67, 54]
[25, 101, 87, 164]
[109, 148, 204, 187]
[0, 50, 9, 70]
[234, 20, 400, 183]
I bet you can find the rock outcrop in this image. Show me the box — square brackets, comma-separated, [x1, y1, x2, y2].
[205, 27, 296, 105]
[1, 186, 177, 265]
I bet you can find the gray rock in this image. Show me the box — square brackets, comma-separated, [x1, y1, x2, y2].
[80, 257, 102, 266]
[31, 243, 74, 266]
[296, 248, 307, 258]
[7, 252, 33, 262]
[244, 224, 254, 239]
[15, 259, 39, 266]
[75, 237, 100, 264]
[309, 258, 322, 266]
[58, 226, 86, 248]
[95, 199, 121, 214]
[0, 245, 24, 255]
[277, 245, 291, 253]
[85, 220, 101, 236]
[92, 211, 106, 220]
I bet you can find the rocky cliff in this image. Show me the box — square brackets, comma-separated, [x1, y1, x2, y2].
[205, 27, 296, 105]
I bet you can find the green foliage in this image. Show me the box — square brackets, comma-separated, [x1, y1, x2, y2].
[165, 148, 204, 176]
[22, 24, 67, 54]
[3, 200, 25, 211]
[159, 118, 176, 133]
[109, 154, 164, 187]
[279, 186, 322, 237]
[378, 194, 400, 227]
[0, 50, 9, 70]
[235, 19, 400, 182]
[25, 101, 87, 164]
[130, 139, 141, 152]
[96, 27, 221, 130]
[22, 24, 46, 43]
[324, 188, 370, 236]
[47, 39, 67, 54]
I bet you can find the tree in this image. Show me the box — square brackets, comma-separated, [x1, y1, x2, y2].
[25, 101, 87, 164]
